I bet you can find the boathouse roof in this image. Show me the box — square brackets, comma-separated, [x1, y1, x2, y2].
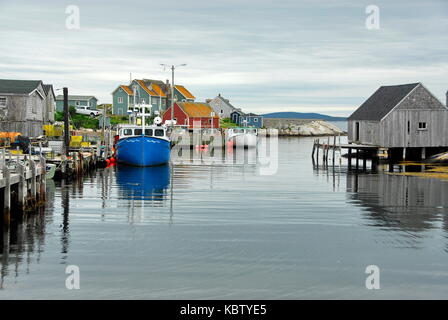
[349, 83, 420, 121]
[0, 79, 42, 94]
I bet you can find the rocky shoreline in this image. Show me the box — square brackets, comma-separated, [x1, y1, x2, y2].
[263, 118, 346, 136]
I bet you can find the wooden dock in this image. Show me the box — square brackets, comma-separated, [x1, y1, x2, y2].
[0, 149, 46, 230]
[311, 136, 381, 171]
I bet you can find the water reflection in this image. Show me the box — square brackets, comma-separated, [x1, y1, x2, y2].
[346, 172, 448, 248]
[60, 180, 70, 262]
[115, 164, 170, 202]
[0, 178, 55, 288]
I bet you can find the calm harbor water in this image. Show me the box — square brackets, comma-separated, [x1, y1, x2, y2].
[1, 137, 448, 299]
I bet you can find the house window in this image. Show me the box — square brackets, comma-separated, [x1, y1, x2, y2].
[418, 122, 427, 130]
[0, 97, 6, 107]
[118, 97, 123, 103]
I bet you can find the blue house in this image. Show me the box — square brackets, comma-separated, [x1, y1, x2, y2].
[231, 110, 263, 128]
[55, 95, 98, 111]
[111, 79, 196, 116]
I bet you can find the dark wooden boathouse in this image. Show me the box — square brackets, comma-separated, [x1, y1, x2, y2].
[348, 83, 448, 160]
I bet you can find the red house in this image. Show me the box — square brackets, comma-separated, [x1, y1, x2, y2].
[162, 102, 220, 129]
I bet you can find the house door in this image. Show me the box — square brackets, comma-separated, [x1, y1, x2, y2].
[355, 122, 360, 141]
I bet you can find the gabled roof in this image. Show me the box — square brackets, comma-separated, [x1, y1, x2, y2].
[175, 85, 195, 100]
[216, 95, 237, 109]
[349, 83, 420, 121]
[43, 84, 55, 97]
[120, 85, 133, 95]
[136, 79, 168, 97]
[56, 95, 97, 101]
[142, 79, 168, 92]
[0, 79, 42, 94]
[136, 80, 158, 97]
[176, 102, 219, 118]
[231, 109, 245, 115]
[150, 83, 166, 97]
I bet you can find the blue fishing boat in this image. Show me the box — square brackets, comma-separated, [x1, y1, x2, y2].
[115, 116, 171, 166]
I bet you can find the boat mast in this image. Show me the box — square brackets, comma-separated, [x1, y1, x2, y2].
[141, 90, 145, 135]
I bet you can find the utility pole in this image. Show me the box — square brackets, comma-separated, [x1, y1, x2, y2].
[171, 65, 175, 127]
[161, 64, 186, 127]
[63, 87, 70, 156]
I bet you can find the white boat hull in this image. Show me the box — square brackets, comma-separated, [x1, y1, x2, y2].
[231, 133, 257, 148]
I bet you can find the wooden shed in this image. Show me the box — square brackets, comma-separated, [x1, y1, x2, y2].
[0, 79, 50, 137]
[348, 83, 448, 157]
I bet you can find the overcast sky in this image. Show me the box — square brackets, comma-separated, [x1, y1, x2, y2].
[0, 0, 447, 116]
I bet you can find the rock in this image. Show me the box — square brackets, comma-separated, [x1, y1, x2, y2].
[265, 119, 344, 136]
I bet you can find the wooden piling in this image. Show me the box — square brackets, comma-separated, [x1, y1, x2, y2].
[332, 135, 336, 166]
[348, 148, 352, 170]
[2, 166, 10, 229]
[17, 162, 26, 212]
[355, 149, 359, 171]
[363, 152, 367, 171]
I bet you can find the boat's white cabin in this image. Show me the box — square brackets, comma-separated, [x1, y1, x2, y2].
[117, 125, 168, 140]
